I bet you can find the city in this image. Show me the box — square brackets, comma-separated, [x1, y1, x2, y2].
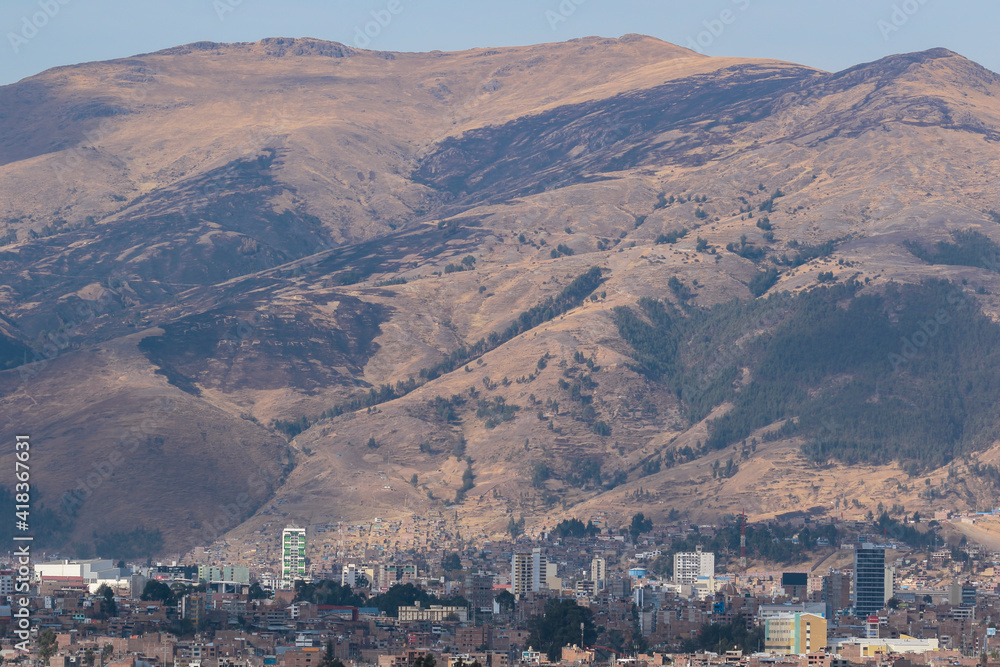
[3, 510, 1000, 665]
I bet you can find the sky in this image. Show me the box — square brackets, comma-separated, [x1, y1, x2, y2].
[1, 0, 998, 87]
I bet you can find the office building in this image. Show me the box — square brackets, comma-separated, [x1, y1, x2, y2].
[764, 613, 827, 655]
[281, 525, 307, 590]
[854, 544, 886, 616]
[673, 546, 715, 586]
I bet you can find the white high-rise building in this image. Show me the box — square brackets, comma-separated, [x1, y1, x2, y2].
[511, 548, 547, 598]
[591, 557, 607, 591]
[673, 546, 715, 586]
[281, 526, 306, 590]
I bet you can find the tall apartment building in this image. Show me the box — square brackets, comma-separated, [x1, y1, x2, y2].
[673, 546, 715, 586]
[823, 570, 852, 621]
[511, 548, 546, 598]
[590, 557, 607, 591]
[854, 544, 886, 616]
[281, 526, 307, 590]
[466, 572, 495, 621]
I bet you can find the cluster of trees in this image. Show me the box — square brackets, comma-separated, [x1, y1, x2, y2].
[527, 599, 597, 661]
[679, 615, 763, 653]
[655, 228, 688, 245]
[476, 396, 519, 428]
[726, 235, 765, 262]
[616, 279, 1000, 467]
[553, 518, 600, 538]
[94, 527, 164, 560]
[905, 229, 1000, 272]
[295, 580, 365, 606]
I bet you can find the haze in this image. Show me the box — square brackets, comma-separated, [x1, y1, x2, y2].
[2, 0, 999, 86]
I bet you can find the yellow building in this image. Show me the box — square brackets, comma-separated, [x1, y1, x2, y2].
[764, 613, 827, 654]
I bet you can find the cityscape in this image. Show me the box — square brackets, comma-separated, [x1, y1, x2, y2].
[5, 509, 1000, 664]
[5, 1, 1000, 665]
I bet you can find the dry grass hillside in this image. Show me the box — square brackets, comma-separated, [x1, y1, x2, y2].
[3, 37, 1000, 552]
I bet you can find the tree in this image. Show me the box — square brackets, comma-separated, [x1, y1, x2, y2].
[37, 629, 58, 665]
[527, 599, 597, 661]
[442, 552, 462, 572]
[140, 579, 175, 605]
[102, 644, 114, 664]
[96, 583, 117, 617]
[507, 516, 525, 540]
[248, 582, 269, 600]
[84, 648, 96, 667]
[680, 615, 763, 653]
[629, 513, 653, 543]
[494, 590, 515, 613]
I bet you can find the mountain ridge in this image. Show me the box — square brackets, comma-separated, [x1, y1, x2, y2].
[3, 36, 1000, 555]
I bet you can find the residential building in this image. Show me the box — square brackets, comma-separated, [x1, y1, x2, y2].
[822, 570, 851, 621]
[673, 547, 714, 586]
[511, 548, 546, 597]
[281, 526, 307, 590]
[590, 557, 607, 592]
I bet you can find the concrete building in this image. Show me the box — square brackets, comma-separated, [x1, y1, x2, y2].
[764, 612, 827, 655]
[854, 544, 886, 616]
[281, 526, 307, 590]
[590, 557, 607, 592]
[397, 601, 468, 622]
[465, 572, 495, 621]
[673, 547, 714, 586]
[0, 570, 14, 601]
[822, 570, 851, 621]
[198, 565, 250, 585]
[511, 548, 547, 597]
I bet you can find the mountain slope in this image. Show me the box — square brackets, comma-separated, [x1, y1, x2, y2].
[3, 38, 1000, 554]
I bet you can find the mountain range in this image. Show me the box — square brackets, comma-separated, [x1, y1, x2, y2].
[3, 35, 1000, 555]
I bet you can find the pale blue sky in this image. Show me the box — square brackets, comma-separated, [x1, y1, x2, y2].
[1, 0, 997, 86]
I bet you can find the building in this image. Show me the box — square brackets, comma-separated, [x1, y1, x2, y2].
[854, 544, 886, 616]
[342, 563, 362, 588]
[764, 612, 827, 655]
[180, 593, 206, 627]
[397, 601, 469, 622]
[198, 565, 250, 585]
[832, 637, 940, 659]
[465, 572, 495, 621]
[949, 580, 977, 607]
[511, 548, 547, 597]
[823, 570, 851, 621]
[0, 570, 13, 602]
[590, 557, 607, 592]
[281, 526, 307, 590]
[673, 547, 714, 586]
[781, 572, 808, 600]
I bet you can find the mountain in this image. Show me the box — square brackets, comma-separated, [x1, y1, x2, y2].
[3, 36, 1000, 555]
